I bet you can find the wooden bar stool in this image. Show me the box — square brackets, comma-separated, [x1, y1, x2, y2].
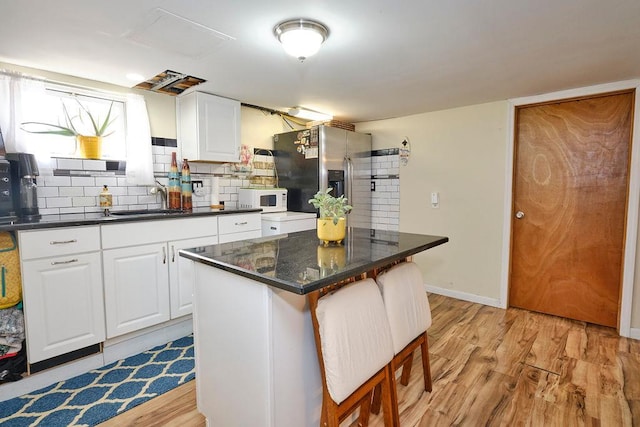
[309, 278, 399, 427]
[371, 261, 433, 414]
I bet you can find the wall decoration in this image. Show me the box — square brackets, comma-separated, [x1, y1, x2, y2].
[400, 137, 411, 166]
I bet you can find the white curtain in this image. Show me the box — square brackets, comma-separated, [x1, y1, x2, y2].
[0, 72, 48, 154]
[125, 93, 155, 186]
[1, 72, 155, 184]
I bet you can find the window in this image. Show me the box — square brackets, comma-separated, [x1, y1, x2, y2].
[1, 72, 154, 185]
[22, 87, 127, 160]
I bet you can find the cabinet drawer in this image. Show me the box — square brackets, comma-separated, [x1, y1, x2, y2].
[102, 216, 218, 249]
[218, 213, 261, 235]
[19, 226, 100, 260]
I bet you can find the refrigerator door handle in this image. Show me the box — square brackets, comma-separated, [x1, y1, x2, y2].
[346, 156, 353, 205]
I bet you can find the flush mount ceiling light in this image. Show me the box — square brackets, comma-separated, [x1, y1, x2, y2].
[288, 106, 333, 121]
[274, 19, 329, 61]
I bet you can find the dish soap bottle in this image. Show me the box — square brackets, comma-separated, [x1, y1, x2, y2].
[181, 158, 193, 211]
[100, 185, 112, 215]
[168, 152, 181, 210]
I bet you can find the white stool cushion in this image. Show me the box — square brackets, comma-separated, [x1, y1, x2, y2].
[316, 278, 394, 404]
[376, 262, 432, 355]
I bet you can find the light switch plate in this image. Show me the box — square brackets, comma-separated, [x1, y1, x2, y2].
[431, 192, 439, 208]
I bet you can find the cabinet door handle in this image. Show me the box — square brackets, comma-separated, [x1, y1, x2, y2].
[162, 246, 167, 264]
[51, 258, 78, 265]
[171, 245, 176, 263]
[50, 239, 78, 245]
[270, 226, 277, 230]
[235, 221, 248, 226]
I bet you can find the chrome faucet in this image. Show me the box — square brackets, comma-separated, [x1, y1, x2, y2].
[150, 180, 168, 209]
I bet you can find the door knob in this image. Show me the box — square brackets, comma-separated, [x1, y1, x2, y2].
[515, 211, 525, 219]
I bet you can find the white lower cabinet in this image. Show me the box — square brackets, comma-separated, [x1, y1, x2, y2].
[168, 236, 220, 319]
[101, 217, 221, 338]
[19, 227, 105, 364]
[218, 213, 262, 243]
[17, 213, 259, 365]
[102, 243, 170, 338]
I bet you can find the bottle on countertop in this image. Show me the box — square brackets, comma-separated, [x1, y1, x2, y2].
[100, 185, 112, 215]
[168, 151, 181, 210]
[181, 158, 193, 211]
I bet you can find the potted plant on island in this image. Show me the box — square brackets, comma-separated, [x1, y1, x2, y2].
[308, 188, 353, 246]
[21, 99, 116, 159]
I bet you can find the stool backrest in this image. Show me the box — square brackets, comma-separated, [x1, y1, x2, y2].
[376, 261, 432, 355]
[315, 278, 394, 404]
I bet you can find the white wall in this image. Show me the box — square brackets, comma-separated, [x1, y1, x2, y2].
[357, 101, 510, 304]
[240, 107, 302, 150]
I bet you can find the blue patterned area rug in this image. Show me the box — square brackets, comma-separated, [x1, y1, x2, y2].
[0, 335, 194, 427]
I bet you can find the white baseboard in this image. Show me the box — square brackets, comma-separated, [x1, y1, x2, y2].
[629, 328, 640, 340]
[103, 316, 193, 364]
[0, 317, 194, 403]
[425, 284, 502, 308]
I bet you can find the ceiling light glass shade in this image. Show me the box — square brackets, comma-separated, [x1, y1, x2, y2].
[288, 107, 333, 121]
[274, 19, 329, 61]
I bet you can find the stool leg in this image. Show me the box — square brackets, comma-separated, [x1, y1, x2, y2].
[381, 364, 400, 427]
[421, 332, 432, 392]
[371, 383, 382, 414]
[358, 391, 372, 427]
[399, 351, 414, 386]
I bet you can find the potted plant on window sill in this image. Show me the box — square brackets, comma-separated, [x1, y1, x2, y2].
[21, 99, 116, 159]
[308, 188, 353, 246]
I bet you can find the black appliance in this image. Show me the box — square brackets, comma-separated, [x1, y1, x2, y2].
[6, 152, 40, 220]
[0, 128, 15, 218]
[273, 125, 372, 228]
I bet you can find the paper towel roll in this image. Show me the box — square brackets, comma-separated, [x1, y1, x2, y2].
[210, 177, 220, 206]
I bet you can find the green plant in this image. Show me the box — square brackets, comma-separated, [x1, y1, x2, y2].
[21, 99, 116, 137]
[308, 188, 353, 225]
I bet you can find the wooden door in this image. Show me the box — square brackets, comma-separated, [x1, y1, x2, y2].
[509, 91, 634, 328]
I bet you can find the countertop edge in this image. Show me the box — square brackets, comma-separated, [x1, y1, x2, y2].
[180, 235, 449, 295]
[0, 208, 263, 232]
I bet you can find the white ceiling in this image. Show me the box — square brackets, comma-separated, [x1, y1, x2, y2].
[1, 0, 639, 122]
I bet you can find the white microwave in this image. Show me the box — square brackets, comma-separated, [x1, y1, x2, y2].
[238, 188, 288, 213]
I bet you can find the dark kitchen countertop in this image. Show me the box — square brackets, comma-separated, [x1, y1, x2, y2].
[0, 207, 263, 232]
[179, 228, 448, 295]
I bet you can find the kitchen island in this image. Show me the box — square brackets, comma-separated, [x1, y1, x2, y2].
[179, 228, 448, 427]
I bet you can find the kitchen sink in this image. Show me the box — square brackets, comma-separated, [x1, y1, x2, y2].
[108, 209, 180, 216]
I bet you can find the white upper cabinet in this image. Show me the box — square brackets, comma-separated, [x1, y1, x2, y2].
[177, 91, 241, 162]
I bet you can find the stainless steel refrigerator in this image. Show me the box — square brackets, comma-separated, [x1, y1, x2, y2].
[273, 125, 372, 228]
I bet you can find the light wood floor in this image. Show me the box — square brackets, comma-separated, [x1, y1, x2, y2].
[99, 294, 640, 426]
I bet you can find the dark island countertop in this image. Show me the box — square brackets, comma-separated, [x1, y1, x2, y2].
[0, 207, 262, 232]
[179, 228, 448, 294]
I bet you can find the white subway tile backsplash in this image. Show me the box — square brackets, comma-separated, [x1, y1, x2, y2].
[371, 152, 400, 232]
[59, 207, 86, 214]
[39, 208, 60, 215]
[127, 186, 149, 196]
[137, 195, 157, 204]
[43, 176, 72, 187]
[119, 195, 138, 205]
[95, 177, 118, 187]
[59, 187, 84, 197]
[57, 158, 84, 170]
[72, 196, 96, 207]
[82, 160, 107, 171]
[37, 187, 59, 197]
[71, 177, 96, 187]
[47, 197, 73, 208]
[37, 147, 400, 232]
